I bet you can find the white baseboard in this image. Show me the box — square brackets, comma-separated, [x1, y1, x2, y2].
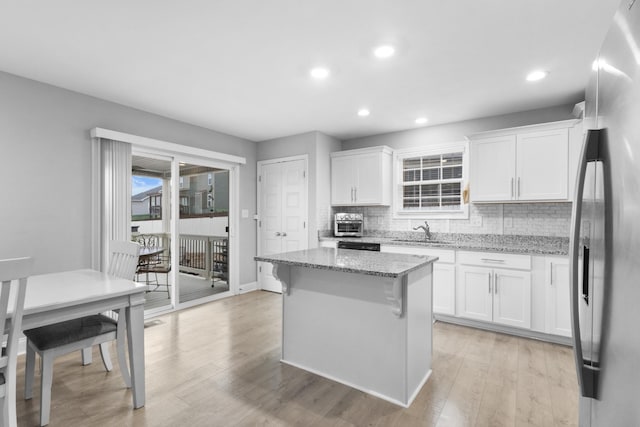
[433, 314, 572, 346]
[281, 358, 415, 408]
[238, 281, 258, 294]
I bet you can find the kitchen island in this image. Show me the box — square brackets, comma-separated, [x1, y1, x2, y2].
[255, 247, 438, 407]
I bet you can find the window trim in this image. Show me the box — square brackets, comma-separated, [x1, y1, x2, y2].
[393, 141, 470, 220]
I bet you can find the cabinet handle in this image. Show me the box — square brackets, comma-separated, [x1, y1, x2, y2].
[549, 262, 553, 286]
[354, 188, 357, 202]
[518, 177, 521, 198]
[275, 232, 282, 236]
[488, 273, 492, 294]
[511, 178, 514, 198]
[351, 187, 354, 203]
[481, 258, 505, 264]
[281, 232, 287, 237]
[494, 272, 498, 294]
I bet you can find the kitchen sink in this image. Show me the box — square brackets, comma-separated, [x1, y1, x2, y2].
[391, 239, 453, 245]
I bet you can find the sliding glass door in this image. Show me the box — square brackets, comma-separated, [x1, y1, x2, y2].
[131, 153, 174, 312]
[130, 150, 234, 313]
[177, 161, 231, 304]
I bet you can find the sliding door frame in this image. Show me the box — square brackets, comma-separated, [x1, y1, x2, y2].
[91, 128, 244, 317]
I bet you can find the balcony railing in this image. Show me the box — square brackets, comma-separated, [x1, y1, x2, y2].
[132, 232, 228, 282]
[180, 234, 228, 282]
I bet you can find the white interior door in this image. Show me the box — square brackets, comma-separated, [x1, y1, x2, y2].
[258, 158, 307, 293]
[281, 160, 307, 253]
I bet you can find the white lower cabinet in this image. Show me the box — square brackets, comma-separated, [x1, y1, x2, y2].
[380, 245, 456, 316]
[333, 242, 568, 341]
[456, 251, 532, 329]
[493, 268, 532, 329]
[432, 263, 456, 315]
[456, 266, 493, 322]
[544, 256, 571, 337]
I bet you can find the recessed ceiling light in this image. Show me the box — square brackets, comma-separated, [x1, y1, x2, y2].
[373, 45, 395, 59]
[415, 117, 428, 125]
[357, 109, 370, 117]
[310, 67, 330, 80]
[526, 70, 548, 82]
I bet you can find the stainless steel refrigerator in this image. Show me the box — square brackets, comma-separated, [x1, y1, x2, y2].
[570, 0, 640, 425]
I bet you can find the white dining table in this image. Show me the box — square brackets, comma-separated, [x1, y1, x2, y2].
[15, 269, 147, 409]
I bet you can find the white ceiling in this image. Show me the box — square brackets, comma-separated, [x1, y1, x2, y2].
[0, 1, 620, 142]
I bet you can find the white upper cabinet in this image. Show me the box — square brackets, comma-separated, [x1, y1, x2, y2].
[469, 120, 580, 203]
[331, 146, 393, 206]
[516, 129, 568, 200]
[469, 135, 516, 201]
[330, 155, 356, 205]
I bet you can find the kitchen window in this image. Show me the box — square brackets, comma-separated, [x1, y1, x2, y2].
[394, 142, 469, 219]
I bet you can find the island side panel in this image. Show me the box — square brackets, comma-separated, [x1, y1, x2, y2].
[406, 264, 433, 404]
[282, 265, 408, 405]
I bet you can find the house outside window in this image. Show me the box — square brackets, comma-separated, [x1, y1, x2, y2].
[149, 195, 162, 219]
[394, 142, 469, 219]
[180, 196, 189, 215]
[131, 176, 163, 221]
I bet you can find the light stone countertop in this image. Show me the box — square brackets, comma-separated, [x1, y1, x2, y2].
[255, 247, 438, 278]
[319, 233, 569, 256]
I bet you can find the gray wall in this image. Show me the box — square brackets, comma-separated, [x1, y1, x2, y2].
[0, 71, 258, 285]
[315, 133, 342, 233]
[342, 104, 577, 150]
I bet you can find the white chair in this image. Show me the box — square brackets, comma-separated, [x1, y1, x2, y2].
[0, 257, 33, 427]
[23, 241, 139, 426]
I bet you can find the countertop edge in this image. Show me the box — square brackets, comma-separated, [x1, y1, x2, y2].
[318, 236, 569, 256]
[254, 253, 438, 278]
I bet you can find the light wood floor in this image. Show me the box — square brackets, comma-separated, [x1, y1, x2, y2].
[16, 291, 578, 426]
[144, 273, 229, 310]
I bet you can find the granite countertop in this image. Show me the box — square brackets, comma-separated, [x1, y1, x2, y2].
[318, 233, 569, 256]
[255, 247, 438, 278]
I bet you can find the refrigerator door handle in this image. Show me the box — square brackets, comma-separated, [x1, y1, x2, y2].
[570, 129, 601, 399]
[582, 246, 590, 304]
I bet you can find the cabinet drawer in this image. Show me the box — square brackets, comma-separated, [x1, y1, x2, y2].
[457, 251, 531, 270]
[380, 245, 455, 263]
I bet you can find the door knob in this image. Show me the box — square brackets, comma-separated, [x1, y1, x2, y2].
[275, 232, 282, 236]
[282, 232, 287, 237]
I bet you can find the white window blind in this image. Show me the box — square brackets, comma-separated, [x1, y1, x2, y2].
[401, 152, 464, 211]
[393, 141, 468, 219]
[99, 139, 132, 271]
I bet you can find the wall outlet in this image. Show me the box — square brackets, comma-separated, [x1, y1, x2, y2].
[504, 217, 513, 228]
[470, 216, 482, 227]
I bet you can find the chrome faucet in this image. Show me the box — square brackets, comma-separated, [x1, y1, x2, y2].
[413, 221, 432, 241]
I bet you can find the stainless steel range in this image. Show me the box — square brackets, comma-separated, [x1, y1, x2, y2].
[334, 212, 363, 237]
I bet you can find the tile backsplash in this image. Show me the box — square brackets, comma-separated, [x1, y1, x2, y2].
[326, 202, 572, 237]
